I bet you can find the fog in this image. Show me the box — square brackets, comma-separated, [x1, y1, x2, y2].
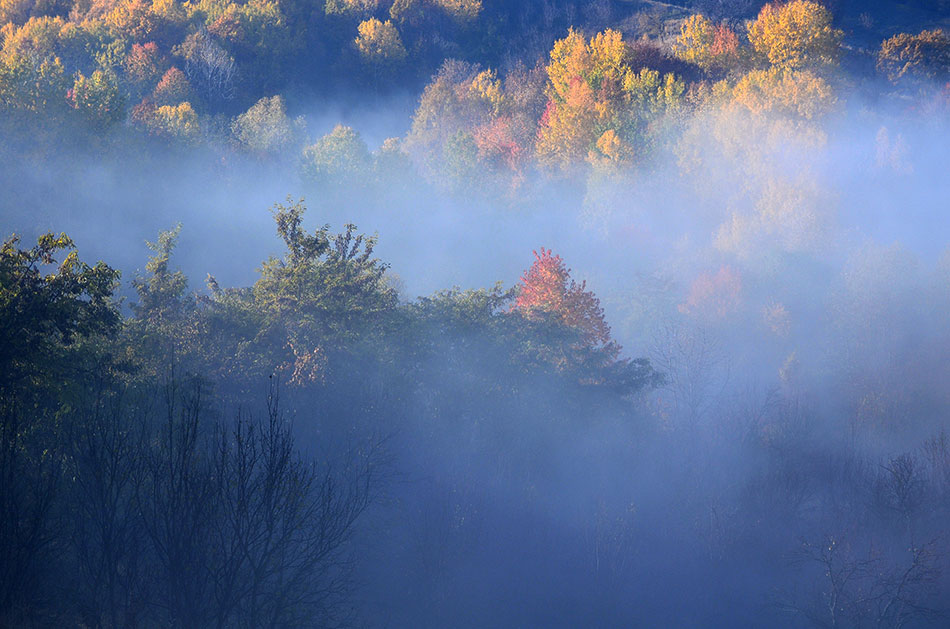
[3, 68, 950, 627]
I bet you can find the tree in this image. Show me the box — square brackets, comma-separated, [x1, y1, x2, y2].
[354, 18, 407, 66]
[206, 385, 383, 627]
[0, 53, 69, 125]
[0, 232, 119, 623]
[732, 66, 835, 119]
[124, 41, 166, 98]
[0, 232, 120, 388]
[200, 198, 398, 387]
[129, 225, 195, 373]
[536, 28, 684, 171]
[67, 385, 148, 629]
[747, 0, 842, 71]
[673, 14, 741, 72]
[325, 0, 378, 16]
[405, 60, 531, 187]
[176, 27, 235, 106]
[105, 0, 173, 45]
[878, 29, 950, 85]
[300, 125, 371, 188]
[231, 94, 299, 154]
[512, 248, 660, 393]
[514, 248, 612, 351]
[678, 265, 743, 320]
[431, 0, 481, 23]
[67, 68, 124, 130]
[151, 66, 192, 106]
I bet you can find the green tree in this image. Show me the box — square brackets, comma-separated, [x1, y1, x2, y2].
[300, 125, 371, 187]
[67, 68, 125, 130]
[201, 198, 398, 387]
[231, 94, 300, 154]
[0, 232, 119, 623]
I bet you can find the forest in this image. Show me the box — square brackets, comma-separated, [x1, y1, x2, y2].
[3, 0, 950, 626]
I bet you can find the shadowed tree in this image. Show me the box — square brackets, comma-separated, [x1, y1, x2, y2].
[0, 232, 119, 624]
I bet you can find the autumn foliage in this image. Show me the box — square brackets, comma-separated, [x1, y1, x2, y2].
[747, 0, 842, 71]
[678, 265, 743, 319]
[673, 14, 741, 71]
[515, 248, 612, 351]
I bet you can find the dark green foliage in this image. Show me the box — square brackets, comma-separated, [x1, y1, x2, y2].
[0, 231, 119, 392]
[0, 204, 661, 624]
[0, 232, 119, 624]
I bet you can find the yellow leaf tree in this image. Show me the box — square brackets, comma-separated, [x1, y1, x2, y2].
[354, 18, 407, 66]
[747, 0, 842, 71]
[537, 28, 684, 172]
[732, 67, 835, 119]
[878, 29, 950, 84]
[673, 14, 741, 72]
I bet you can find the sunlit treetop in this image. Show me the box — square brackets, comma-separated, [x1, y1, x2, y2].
[537, 27, 685, 171]
[747, 0, 842, 71]
[878, 29, 950, 84]
[431, 0, 481, 23]
[514, 248, 612, 351]
[731, 66, 836, 119]
[545, 28, 628, 104]
[673, 14, 741, 72]
[354, 17, 406, 65]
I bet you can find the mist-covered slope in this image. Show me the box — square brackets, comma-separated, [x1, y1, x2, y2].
[3, 0, 950, 626]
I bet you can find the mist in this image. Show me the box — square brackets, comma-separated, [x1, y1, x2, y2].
[4, 1, 950, 626]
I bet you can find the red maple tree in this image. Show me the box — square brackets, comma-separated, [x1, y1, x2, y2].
[514, 248, 613, 352]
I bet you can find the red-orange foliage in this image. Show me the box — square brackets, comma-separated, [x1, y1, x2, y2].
[152, 66, 191, 105]
[711, 24, 740, 60]
[679, 265, 742, 319]
[473, 115, 524, 172]
[125, 41, 166, 88]
[514, 248, 613, 351]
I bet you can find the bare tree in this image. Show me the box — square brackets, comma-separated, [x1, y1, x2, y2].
[181, 28, 236, 107]
[136, 377, 218, 626]
[129, 376, 384, 627]
[0, 401, 63, 625]
[209, 381, 384, 628]
[67, 384, 149, 628]
[650, 323, 728, 428]
[783, 534, 944, 628]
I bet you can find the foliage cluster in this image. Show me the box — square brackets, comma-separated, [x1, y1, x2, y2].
[0, 204, 659, 624]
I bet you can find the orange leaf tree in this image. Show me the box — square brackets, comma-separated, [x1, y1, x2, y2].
[515, 248, 612, 354]
[512, 248, 660, 394]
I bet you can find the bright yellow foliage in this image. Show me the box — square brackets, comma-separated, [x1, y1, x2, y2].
[0, 0, 34, 26]
[587, 128, 632, 169]
[146, 101, 199, 137]
[747, 0, 842, 71]
[732, 67, 835, 119]
[1, 16, 73, 62]
[354, 18, 406, 65]
[623, 67, 685, 112]
[536, 78, 600, 170]
[468, 68, 503, 113]
[538, 28, 684, 171]
[546, 28, 627, 103]
[673, 14, 741, 71]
